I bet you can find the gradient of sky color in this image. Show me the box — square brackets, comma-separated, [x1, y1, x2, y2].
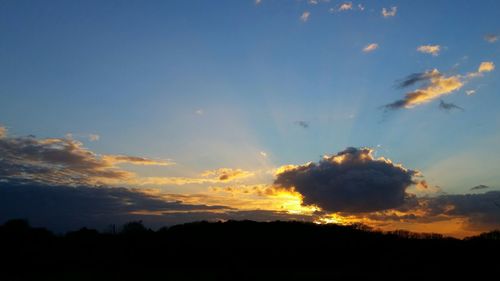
[1, 0, 499, 236]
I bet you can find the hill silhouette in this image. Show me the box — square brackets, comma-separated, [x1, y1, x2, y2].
[1, 219, 499, 280]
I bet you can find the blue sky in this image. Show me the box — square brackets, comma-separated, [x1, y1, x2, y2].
[1, 0, 499, 235]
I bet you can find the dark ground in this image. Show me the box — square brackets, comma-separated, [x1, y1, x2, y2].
[1, 219, 499, 280]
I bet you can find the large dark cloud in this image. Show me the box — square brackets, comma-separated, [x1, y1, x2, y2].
[423, 191, 500, 230]
[274, 147, 418, 213]
[0, 181, 311, 232]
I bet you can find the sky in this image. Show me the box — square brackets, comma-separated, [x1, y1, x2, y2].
[1, 0, 500, 237]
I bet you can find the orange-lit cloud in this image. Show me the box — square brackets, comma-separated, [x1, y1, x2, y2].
[274, 147, 418, 213]
[0, 126, 6, 138]
[386, 62, 494, 110]
[382, 6, 397, 18]
[102, 155, 174, 166]
[417, 45, 441, 56]
[478, 61, 495, 72]
[201, 168, 254, 181]
[363, 43, 378, 53]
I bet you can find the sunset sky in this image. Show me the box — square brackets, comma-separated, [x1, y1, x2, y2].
[1, 0, 499, 237]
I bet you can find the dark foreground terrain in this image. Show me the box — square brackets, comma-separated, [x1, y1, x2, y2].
[1, 219, 499, 280]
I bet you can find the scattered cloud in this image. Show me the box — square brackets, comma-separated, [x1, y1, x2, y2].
[308, 0, 318, 5]
[438, 100, 464, 112]
[363, 43, 378, 53]
[255, 0, 262, 5]
[0, 127, 258, 187]
[294, 120, 309, 129]
[88, 134, 100, 142]
[195, 109, 204, 115]
[382, 6, 397, 18]
[471, 184, 490, 191]
[417, 45, 441, 56]
[484, 34, 498, 43]
[338, 2, 353, 11]
[385, 61, 495, 110]
[300, 11, 310, 22]
[0, 126, 6, 138]
[466, 90, 476, 96]
[274, 147, 418, 213]
[478, 61, 495, 73]
[260, 151, 268, 157]
[330, 2, 365, 13]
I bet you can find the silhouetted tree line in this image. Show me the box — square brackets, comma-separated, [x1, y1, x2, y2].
[0, 219, 499, 280]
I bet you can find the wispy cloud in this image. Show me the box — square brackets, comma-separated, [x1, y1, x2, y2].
[88, 134, 100, 142]
[484, 34, 498, 43]
[338, 2, 353, 11]
[438, 100, 464, 112]
[417, 45, 441, 56]
[102, 155, 174, 166]
[201, 168, 254, 181]
[471, 184, 490, 191]
[300, 11, 310, 22]
[308, 0, 318, 5]
[382, 6, 397, 18]
[255, 0, 262, 5]
[330, 2, 365, 13]
[294, 120, 309, 129]
[466, 89, 476, 96]
[363, 43, 378, 53]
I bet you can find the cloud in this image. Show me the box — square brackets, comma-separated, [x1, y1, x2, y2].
[417, 45, 441, 56]
[478, 61, 495, 73]
[387, 61, 495, 110]
[0, 126, 6, 138]
[300, 11, 310, 22]
[338, 2, 353, 11]
[274, 147, 418, 213]
[422, 191, 500, 231]
[308, 0, 318, 5]
[294, 121, 309, 129]
[102, 155, 173, 166]
[88, 134, 100, 142]
[0, 133, 135, 186]
[0, 181, 314, 232]
[363, 43, 378, 53]
[466, 90, 476, 96]
[201, 168, 254, 181]
[0, 127, 261, 187]
[260, 151, 268, 157]
[484, 34, 498, 43]
[385, 69, 463, 109]
[255, 0, 262, 5]
[395, 69, 442, 89]
[195, 109, 204, 115]
[438, 100, 464, 112]
[471, 184, 490, 191]
[382, 6, 397, 18]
